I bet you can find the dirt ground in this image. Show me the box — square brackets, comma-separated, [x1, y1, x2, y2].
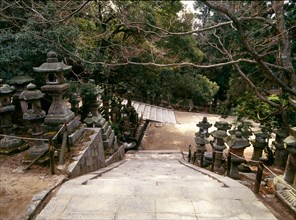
[0, 151, 65, 220]
[0, 110, 294, 220]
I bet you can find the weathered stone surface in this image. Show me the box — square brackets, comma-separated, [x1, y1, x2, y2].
[37, 151, 276, 220]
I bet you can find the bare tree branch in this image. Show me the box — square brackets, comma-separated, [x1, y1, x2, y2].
[201, 0, 296, 97]
[213, 27, 280, 108]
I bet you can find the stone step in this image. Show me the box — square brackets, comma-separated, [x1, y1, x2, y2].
[100, 120, 109, 133]
[103, 130, 115, 149]
[96, 117, 106, 128]
[102, 126, 112, 140]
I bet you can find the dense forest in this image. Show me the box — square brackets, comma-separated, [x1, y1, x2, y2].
[0, 0, 295, 129]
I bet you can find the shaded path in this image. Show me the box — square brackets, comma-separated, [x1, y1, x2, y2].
[37, 151, 276, 219]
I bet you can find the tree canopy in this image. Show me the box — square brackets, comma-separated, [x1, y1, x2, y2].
[0, 0, 295, 128]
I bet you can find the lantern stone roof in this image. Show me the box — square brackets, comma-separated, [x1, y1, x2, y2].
[284, 135, 296, 147]
[8, 73, 34, 85]
[196, 117, 212, 128]
[274, 128, 288, 138]
[210, 130, 228, 139]
[214, 121, 231, 131]
[33, 51, 72, 73]
[84, 112, 96, 126]
[226, 131, 250, 149]
[0, 84, 15, 94]
[19, 83, 44, 100]
[253, 130, 270, 138]
[284, 135, 296, 154]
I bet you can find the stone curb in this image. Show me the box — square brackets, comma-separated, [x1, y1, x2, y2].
[26, 158, 127, 219]
[26, 175, 66, 220]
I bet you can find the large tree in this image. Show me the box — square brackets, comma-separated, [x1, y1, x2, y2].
[0, 0, 295, 128]
[192, 0, 296, 129]
[0, 0, 218, 105]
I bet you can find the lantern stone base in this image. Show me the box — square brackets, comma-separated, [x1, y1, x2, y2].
[22, 142, 49, 163]
[0, 137, 29, 155]
[44, 111, 75, 126]
[230, 157, 246, 180]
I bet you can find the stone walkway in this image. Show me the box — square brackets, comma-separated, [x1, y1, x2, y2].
[36, 151, 276, 220]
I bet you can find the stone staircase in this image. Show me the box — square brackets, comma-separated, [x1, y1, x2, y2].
[36, 151, 276, 220]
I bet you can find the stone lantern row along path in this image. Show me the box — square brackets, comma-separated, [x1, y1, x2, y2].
[191, 117, 296, 201]
[0, 51, 118, 160]
[0, 51, 82, 159]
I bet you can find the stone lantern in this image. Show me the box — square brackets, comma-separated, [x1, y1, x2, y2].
[83, 112, 96, 128]
[87, 79, 103, 121]
[194, 133, 209, 161]
[283, 130, 296, 188]
[196, 117, 212, 137]
[8, 72, 34, 101]
[226, 131, 250, 179]
[229, 123, 253, 140]
[272, 129, 288, 168]
[7, 72, 34, 123]
[251, 130, 270, 161]
[0, 83, 25, 154]
[33, 51, 74, 128]
[210, 129, 228, 168]
[19, 83, 46, 135]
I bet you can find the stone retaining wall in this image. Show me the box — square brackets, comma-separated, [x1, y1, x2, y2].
[68, 128, 125, 178]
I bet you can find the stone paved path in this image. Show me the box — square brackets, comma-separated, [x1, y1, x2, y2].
[36, 151, 276, 220]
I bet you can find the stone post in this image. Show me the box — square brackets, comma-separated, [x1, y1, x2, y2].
[283, 127, 296, 188]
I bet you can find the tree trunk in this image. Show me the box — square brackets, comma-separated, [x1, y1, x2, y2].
[273, 1, 296, 107]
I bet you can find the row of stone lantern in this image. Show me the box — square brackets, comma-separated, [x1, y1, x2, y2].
[0, 51, 78, 159]
[194, 118, 253, 179]
[193, 117, 295, 187]
[0, 83, 26, 154]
